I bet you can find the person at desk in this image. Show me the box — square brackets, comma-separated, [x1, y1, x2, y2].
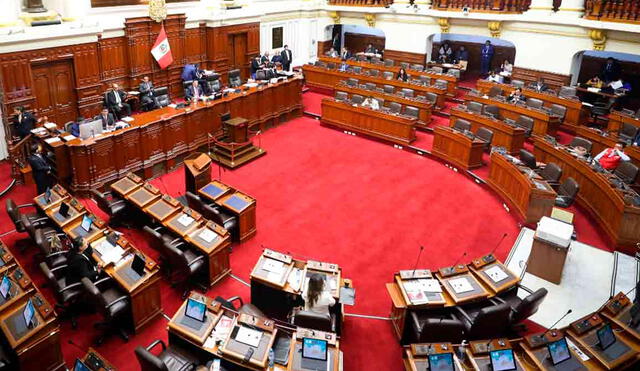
[593, 142, 631, 170]
[97, 108, 116, 130]
[340, 47, 351, 60]
[438, 42, 453, 63]
[302, 274, 335, 316]
[362, 96, 380, 110]
[530, 77, 549, 93]
[480, 40, 494, 76]
[66, 237, 101, 283]
[27, 143, 52, 194]
[69, 116, 84, 137]
[487, 70, 502, 83]
[338, 58, 349, 72]
[364, 43, 376, 54]
[138, 76, 156, 111]
[586, 76, 604, 89]
[508, 87, 526, 104]
[501, 59, 513, 76]
[455, 45, 468, 63]
[250, 56, 262, 79]
[397, 68, 409, 82]
[12, 106, 38, 139]
[271, 49, 283, 66]
[326, 47, 338, 58]
[601, 57, 621, 83]
[186, 80, 204, 102]
[261, 51, 271, 66]
[281, 45, 293, 71]
[105, 83, 131, 119]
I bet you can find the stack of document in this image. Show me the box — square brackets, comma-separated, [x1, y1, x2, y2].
[403, 280, 428, 305]
[235, 326, 262, 347]
[262, 258, 285, 282]
[94, 240, 125, 265]
[177, 214, 194, 227]
[205, 315, 234, 347]
[449, 277, 474, 294]
[44, 122, 57, 130]
[198, 229, 217, 243]
[485, 266, 509, 283]
[44, 137, 61, 144]
[121, 116, 134, 122]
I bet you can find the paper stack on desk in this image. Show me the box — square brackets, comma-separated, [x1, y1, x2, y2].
[235, 326, 262, 347]
[198, 229, 217, 243]
[449, 277, 474, 294]
[402, 280, 428, 305]
[94, 240, 125, 265]
[288, 268, 302, 291]
[418, 278, 442, 293]
[485, 266, 508, 283]
[177, 214, 194, 227]
[263, 258, 285, 282]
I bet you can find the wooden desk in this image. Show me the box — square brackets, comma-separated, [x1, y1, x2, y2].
[431, 126, 485, 170]
[476, 79, 587, 129]
[224, 117, 249, 143]
[110, 173, 142, 197]
[608, 110, 640, 134]
[302, 64, 447, 109]
[469, 261, 519, 295]
[521, 330, 604, 371]
[63, 213, 107, 242]
[335, 82, 433, 130]
[321, 98, 417, 145]
[402, 343, 464, 371]
[568, 323, 639, 370]
[465, 93, 560, 136]
[34, 184, 69, 211]
[45, 198, 86, 229]
[165, 209, 203, 238]
[437, 272, 490, 305]
[216, 190, 257, 243]
[185, 221, 232, 287]
[533, 138, 640, 249]
[318, 56, 459, 96]
[76, 348, 115, 371]
[574, 126, 640, 170]
[143, 196, 182, 222]
[600, 294, 640, 342]
[198, 180, 234, 203]
[126, 184, 161, 209]
[450, 107, 526, 156]
[487, 152, 556, 224]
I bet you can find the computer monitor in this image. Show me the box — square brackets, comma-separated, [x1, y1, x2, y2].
[74, 359, 91, 371]
[23, 299, 35, 327]
[58, 202, 70, 218]
[0, 276, 11, 300]
[80, 215, 93, 232]
[184, 298, 206, 322]
[79, 120, 103, 140]
[597, 324, 616, 350]
[547, 337, 572, 366]
[489, 349, 517, 371]
[302, 338, 328, 361]
[428, 353, 455, 371]
[131, 253, 146, 276]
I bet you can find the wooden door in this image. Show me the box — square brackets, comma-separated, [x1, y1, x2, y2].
[232, 33, 248, 80]
[31, 60, 77, 124]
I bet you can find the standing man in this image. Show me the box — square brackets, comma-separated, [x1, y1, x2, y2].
[97, 108, 116, 130]
[480, 40, 494, 77]
[601, 57, 620, 83]
[27, 143, 52, 195]
[340, 47, 351, 60]
[105, 83, 131, 119]
[12, 106, 37, 138]
[138, 76, 156, 111]
[281, 45, 293, 71]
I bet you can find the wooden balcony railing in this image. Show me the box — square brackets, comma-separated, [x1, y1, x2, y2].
[585, 1, 640, 24]
[327, 0, 393, 6]
[431, 0, 529, 13]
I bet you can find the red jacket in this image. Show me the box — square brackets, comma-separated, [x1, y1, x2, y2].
[599, 148, 621, 170]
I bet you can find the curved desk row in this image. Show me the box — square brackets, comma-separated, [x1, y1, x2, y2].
[608, 110, 640, 134]
[449, 107, 526, 156]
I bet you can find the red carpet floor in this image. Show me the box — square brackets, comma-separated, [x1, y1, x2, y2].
[0, 87, 614, 369]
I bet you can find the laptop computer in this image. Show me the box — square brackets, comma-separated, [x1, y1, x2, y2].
[547, 337, 584, 371]
[489, 349, 517, 371]
[0, 276, 12, 300]
[74, 359, 91, 371]
[301, 338, 328, 370]
[428, 353, 455, 371]
[597, 323, 629, 360]
[180, 298, 206, 330]
[80, 215, 93, 233]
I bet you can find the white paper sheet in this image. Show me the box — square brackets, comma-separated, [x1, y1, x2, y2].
[449, 277, 474, 294]
[235, 326, 262, 347]
[419, 278, 442, 293]
[198, 229, 216, 243]
[485, 266, 509, 283]
[263, 258, 284, 274]
[177, 214, 194, 227]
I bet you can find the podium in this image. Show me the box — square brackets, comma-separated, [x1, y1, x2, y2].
[526, 216, 573, 284]
[224, 117, 249, 143]
[210, 116, 266, 169]
[184, 153, 211, 194]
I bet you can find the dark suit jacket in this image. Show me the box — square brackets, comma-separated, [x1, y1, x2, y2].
[365, 46, 376, 54]
[13, 111, 36, 138]
[66, 249, 98, 283]
[96, 113, 116, 129]
[250, 59, 261, 73]
[105, 90, 127, 108]
[186, 85, 204, 100]
[340, 51, 351, 60]
[530, 82, 548, 92]
[139, 81, 154, 97]
[281, 49, 293, 64]
[27, 153, 51, 193]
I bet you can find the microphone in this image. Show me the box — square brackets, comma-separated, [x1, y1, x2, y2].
[531, 309, 572, 346]
[448, 252, 467, 273]
[484, 233, 507, 263]
[411, 245, 425, 279]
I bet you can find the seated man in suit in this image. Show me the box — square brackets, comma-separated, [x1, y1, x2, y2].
[105, 83, 131, 119]
[338, 58, 349, 72]
[250, 56, 262, 79]
[508, 87, 526, 104]
[530, 77, 549, 93]
[271, 49, 283, 65]
[593, 142, 630, 170]
[326, 47, 338, 58]
[66, 237, 102, 283]
[97, 108, 116, 129]
[340, 47, 351, 60]
[364, 43, 376, 54]
[138, 76, 157, 111]
[12, 106, 38, 138]
[186, 80, 204, 102]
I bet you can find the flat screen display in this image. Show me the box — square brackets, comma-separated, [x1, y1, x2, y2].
[302, 338, 327, 361]
[547, 338, 571, 365]
[428, 353, 455, 371]
[184, 298, 206, 322]
[489, 349, 517, 371]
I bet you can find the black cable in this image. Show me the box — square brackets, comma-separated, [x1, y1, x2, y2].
[0, 179, 17, 198]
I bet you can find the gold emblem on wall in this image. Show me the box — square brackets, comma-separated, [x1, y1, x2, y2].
[488, 21, 502, 38]
[364, 14, 376, 28]
[149, 0, 167, 23]
[588, 29, 606, 51]
[438, 18, 450, 33]
[329, 11, 340, 25]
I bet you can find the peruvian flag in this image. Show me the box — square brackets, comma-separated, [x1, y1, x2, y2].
[151, 25, 173, 69]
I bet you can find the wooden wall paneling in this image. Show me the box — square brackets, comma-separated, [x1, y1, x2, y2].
[165, 113, 187, 160]
[185, 24, 206, 65]
[317, 40, 332, 57]
[383, 50, 426, 66]
[344, 32, 385, 54]
[205, 22, 260, 82]
[511, 66, 572, 93]
[92, 136, 118, 183]
[432, 41, 516, 76]
[1, 56, 34, 109]
[69, 143, 92, 190]
[125, 17, 154, 86]
[112, 127, 142, 177]
[97, 36, 128, 85]
[140, 121, 165, 169]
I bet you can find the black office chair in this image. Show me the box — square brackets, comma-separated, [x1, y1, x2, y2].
[183, 80, 193, 98]
[64, 121, 74, 133]
[40, 263, 83, 328]
[153, 87, 170, 108]
[368, 69, 380, 77]
[214, 295, 265, 318]
[519, 149, 538, 170]
[455, 302, 512, 340]
[467, 101, 484, 114]
[614, 162, 639, 185]
[619, 122, 640, 144]
[400, 62, 410, 70]
[326, 62, 336, 70]
[34, 229, 68, 269]
[134, 340, 197, 371]
[483, 105, 500, 118]
[411, 64, 424, 72]
[569, 137, 593, 153]
[6, 198, 47, 235]
[256, 69, 268, 80]
[185, 192, 206, 215]
[201, 204, 238, 241]
[291, 310, 336, 333]
[345, 78, 358, 87]
[383, 85, 395, 94]
[515, 115, 534, 137]
[353, 66, 362, 74]
[555, 177, 579, 207]
[351, 94, 364, 105]
[476, 127, 494, 152]
[228, 69, 242, 88]
[448, 69, 461, 79]
[206, 73, 222, 93]
[91, 189, 128, 227]
[163, 240, 207, 298]
[435, 79, 448, 90]
[335, 91, 348, 102]
[492, 286, 548, 326]
[410, 312, 465, 344]
[538, 162, 562, 186]
[21, 214, 57, 254]
[453, 118, 471, 132]
[82, 277, 131, 345]
[590, 98, 615, 125]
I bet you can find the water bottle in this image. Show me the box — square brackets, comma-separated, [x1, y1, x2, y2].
[457, 340, 468, 364]
[268, 348, 275, 370]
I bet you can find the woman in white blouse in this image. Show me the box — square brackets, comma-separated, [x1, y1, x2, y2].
[302, 274, 335, 316]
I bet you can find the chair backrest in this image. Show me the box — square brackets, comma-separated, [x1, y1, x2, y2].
[467, 101, 484, 114]
[468, 303, 512, 339]
[519, 149, 537, 169]
[39, 262, 66, 302]
[399, 62, 410, 69]
[435, 79, 448, 89]
[517, 115, 534, 130]
[484, 105, 499, 117]
[371, 57, 381, 64]
[384, 59, 394, 67]
[540, 162, 563, 183]
[550, 104, 566, 119]
[335, 91, 348, 102]
[228, 69, 241, 87]
[453, 119, 471, 132]
[419, 75, 431, 85]
[375, 98, 385, 107]
[512, 288, 548, 323]
[405, 106, 419, 118]
[142, 225, 165, 250]
[34, 228, 52, 255]
[351, 94, 364, 105]
[64, 121, 74, 133]
[185, 192, 204, 214]
[569, 136, 593, 152]
[256, 69, 267, 80]
[511, 80, 525, 88]
[347, 78, 358, 87]
[353, 66, 362, 74]
[6, 199, 24, 232]
[202, 204, 228, 228]
[526, 98, 544, 109]
[365, 82, 376, 91]
[614, 161, 639, 184]
[488, 86, 503, 97]
[368, 69, 379, 77]
[621, 122, 640, 139]
[476, 127, 494, 145]
[425, 93, 438, 104]
[81, 278, 108, 314]
[153, 87, 170, 108]
[558, 86, 576, 98]
[389, 102, 402, 113]
[432, 66, 443, 73]
[415, 316, 465, 344]
[326, 62, 336, 69]
[411, 64, 424, 72]
[448, 69, 461, 78]
[401, 88, 414, 98]
[134, 346, 168, 371]
[383, 85, 395, 94]
[382, 71, 394, 80]
[558, 177, 579, 199]
[293, 310, 333, 332]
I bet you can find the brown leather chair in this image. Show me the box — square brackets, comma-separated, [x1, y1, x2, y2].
[569, 137, 593, 153]
[467, 101, 484, 114]
[292, 310, 336, 333]
[335, 91, 348, 102]
[455, 302, 512, 340]
[405, 106, 419, 119]
[619, 122, 639, 144]
[538, 162, 562, 185]
[519, 149, 538, 170]
[6, 198, 47, 234]
[34, 229, 68, 269]
[488, 86, 503, 97]
[476, 127, 494, 152]
[389, 102, 402, 114]
[91, 189, 128, 227]
[614, 161, 639, 185]
[81, 277, 131, 344]
[163, 240, 207, 298]
[134, 340, 197, 371]
[493, 287, 548, 325]
[201, 204, 238, 241]
[483, 105, 500, 118]
[453, 118, 471, 132]
[410, 312, 465, 344]
[40, 263, 83, 328]
[515, 115, 534, 137]
[555, 177, 579, 207]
